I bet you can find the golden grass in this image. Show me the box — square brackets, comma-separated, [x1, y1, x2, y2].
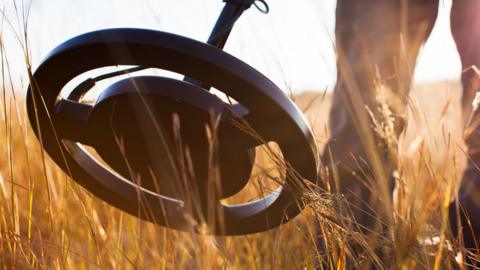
[0, 2, 477, 268]
[0, 79, 471, 269]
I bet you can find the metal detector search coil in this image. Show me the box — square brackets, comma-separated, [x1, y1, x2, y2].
[26, 0, 318, 235]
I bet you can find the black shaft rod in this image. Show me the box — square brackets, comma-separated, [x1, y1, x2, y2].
[207, 2, 248, 49]
[184, 1, 253, 86]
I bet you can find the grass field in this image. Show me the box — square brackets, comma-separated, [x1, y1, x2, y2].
[0, 75, 473, 269]
[0, 1, 477, 267]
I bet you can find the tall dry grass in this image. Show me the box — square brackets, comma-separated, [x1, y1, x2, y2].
[297, 80, 468, 269]
[0, 1, 478, 269]
[0, 78, 471, 269]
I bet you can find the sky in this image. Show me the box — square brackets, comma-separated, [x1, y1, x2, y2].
[1, 0, 461, 93]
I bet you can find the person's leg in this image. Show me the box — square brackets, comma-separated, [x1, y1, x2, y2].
[449, 0, 480, 256]
[319, 0, 438, 263]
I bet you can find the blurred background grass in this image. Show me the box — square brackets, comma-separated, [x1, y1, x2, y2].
[0, 80, 467, 268]
[0, 0, 473, 268]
